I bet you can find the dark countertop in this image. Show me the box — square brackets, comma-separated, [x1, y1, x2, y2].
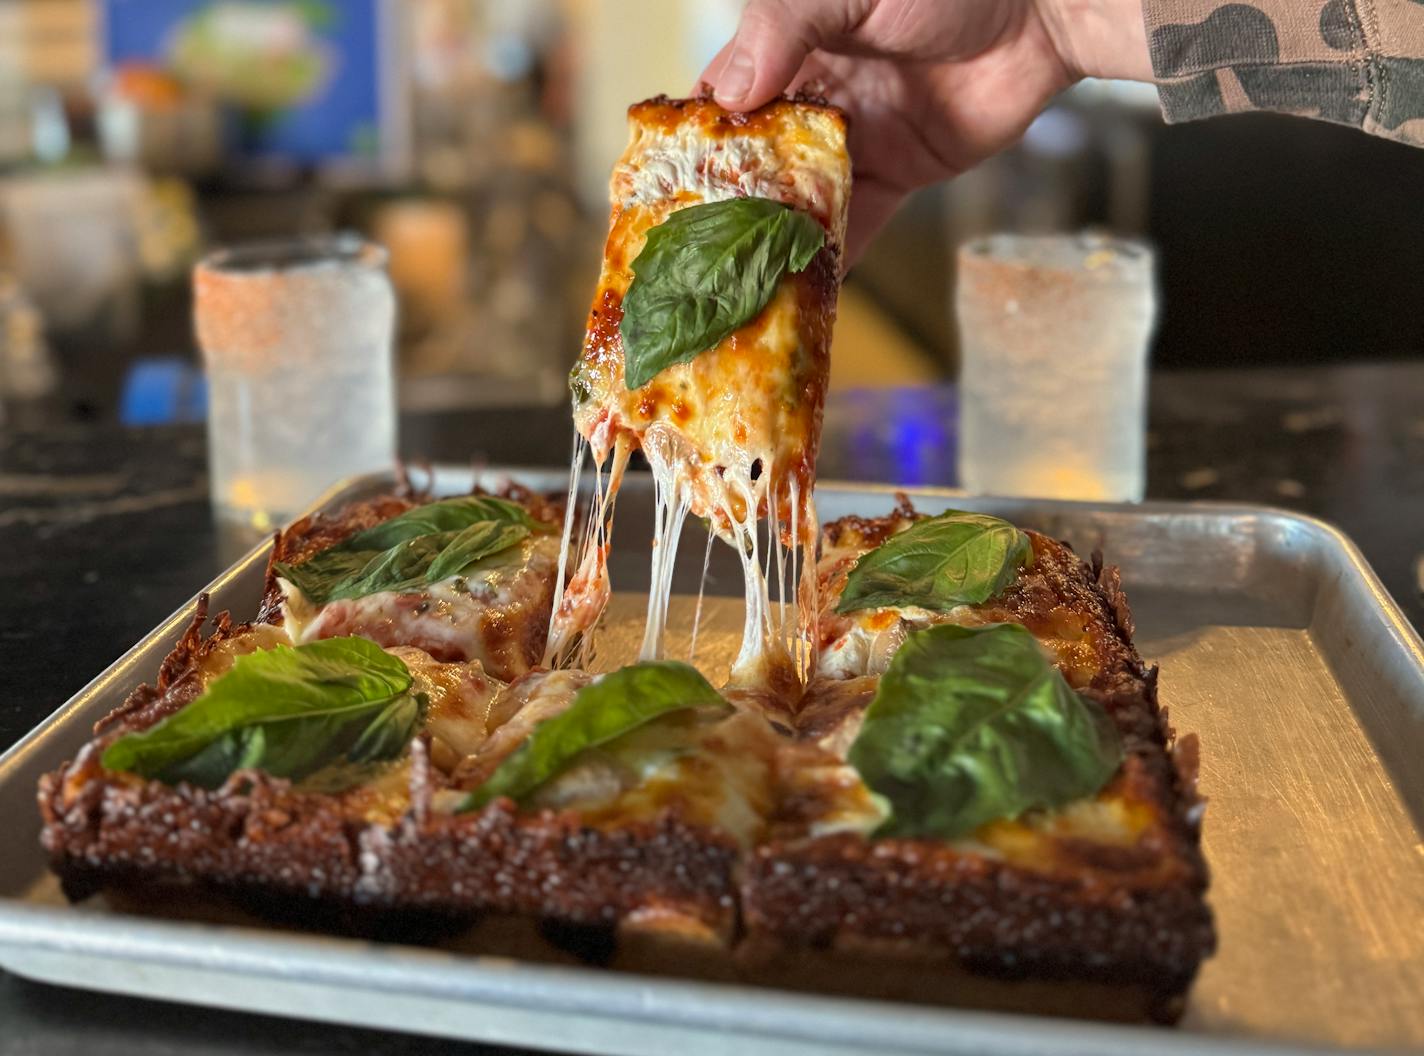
[3, 359, 1422, 1055]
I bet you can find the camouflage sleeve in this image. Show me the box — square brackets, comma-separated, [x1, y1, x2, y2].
[1143, 0, 1424, 146]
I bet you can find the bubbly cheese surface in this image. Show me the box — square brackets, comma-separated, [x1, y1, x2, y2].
[535, 709, 780, 847]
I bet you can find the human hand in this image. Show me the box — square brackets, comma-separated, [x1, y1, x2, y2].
[699, 0, 1152, 261]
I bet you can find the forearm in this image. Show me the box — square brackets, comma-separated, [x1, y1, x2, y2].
[1035, 0, 1154, 82]
[1046, 0, 1424, 146]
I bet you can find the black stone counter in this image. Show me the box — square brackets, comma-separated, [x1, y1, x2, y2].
[2, 360, 1421, 1056]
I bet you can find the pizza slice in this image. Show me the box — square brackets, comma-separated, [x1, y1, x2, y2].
[263, 487, 563, 681]
[742, 500, 1214, 1022]
[553, 94, 851, 690]
[378, 659, 784, 956]
[812, 497, 1138, 688]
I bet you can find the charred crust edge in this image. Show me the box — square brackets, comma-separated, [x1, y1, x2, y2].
[631, 92, 848, 130]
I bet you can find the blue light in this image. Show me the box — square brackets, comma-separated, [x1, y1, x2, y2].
[823, 385, 960, 487]
[119, 358, 207, 425]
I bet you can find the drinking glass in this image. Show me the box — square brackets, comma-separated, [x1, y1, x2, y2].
[194, 234, 396, 533]
[956, 233, 1155, 502]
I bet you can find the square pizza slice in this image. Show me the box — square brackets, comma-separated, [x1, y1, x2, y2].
[554, 95, 851, 687]
[740, 500, 1214, 1023]
[261, 485, 564, 681]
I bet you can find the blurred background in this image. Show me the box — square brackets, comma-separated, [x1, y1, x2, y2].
[1, 0, 1421, 436]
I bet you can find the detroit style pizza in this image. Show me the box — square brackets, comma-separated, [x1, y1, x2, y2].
[38, 94, 1213, 1025]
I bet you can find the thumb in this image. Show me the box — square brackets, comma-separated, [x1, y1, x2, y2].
[707, 0, 864, 110]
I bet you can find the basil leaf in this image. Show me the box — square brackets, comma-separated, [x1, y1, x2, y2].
[323, 532, 461, 600]
[275, 495, 542, 605]
[343, 496, 549, 551]
[426, 521, 528, 583]
[620, 197, 825, 390]
[460, 661, 731, 811]
[276, 549, 376, 600]
[836, 510, 1031, 614]
[349, 692, 427, 763]
[102, 637, 421, 788]
[848, 623, 1122, 840]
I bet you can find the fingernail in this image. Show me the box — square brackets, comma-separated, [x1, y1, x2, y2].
[718, 47, 754, 104]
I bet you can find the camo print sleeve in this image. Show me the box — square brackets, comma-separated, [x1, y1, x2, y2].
[1143, 0, 1424, 146]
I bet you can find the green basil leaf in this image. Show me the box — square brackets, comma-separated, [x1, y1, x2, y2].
[426, 521, 529, 583]
[343, 496, 549, 551]
[102, 637, 421, 788]
[620, 197, 825, 390]
[159, 711, 382, 789]
[275, 495, 542, 605]
[154, 725, 266, 789]
[459, 661, 731, 811]
[836, 510, 1031, 614]
[348, 692, 427, 763]
[323, 532, 460, 601]
[847, 623, 1122, 840]
[276, 548, 376, 601]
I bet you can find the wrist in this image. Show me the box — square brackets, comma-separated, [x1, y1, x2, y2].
[1033, 0, 1154, 83]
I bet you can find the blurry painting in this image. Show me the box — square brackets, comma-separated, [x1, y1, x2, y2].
[100, 0, 406, 170]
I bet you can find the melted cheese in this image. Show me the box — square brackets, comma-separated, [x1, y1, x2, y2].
[545, 435, 630, 669]
[818, 606, 986, 680]
[613, 102, 850, 247]
[781, 756, 890, 839]
[328, 758, 415, 826]
[534, 709, 779, 848]
[453, 669, 596, 789]
[191, 623, 293, 688]
[385, 646, 504, 765]
[640, 425, 808, 691]
[815, 534, 986, 679]
[439, 664, 780, 848]
[621, 131, 775, 207]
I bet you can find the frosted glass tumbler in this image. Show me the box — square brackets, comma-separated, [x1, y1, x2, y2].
[956, 233, 1155, 502]
[194, 234, 397, 532]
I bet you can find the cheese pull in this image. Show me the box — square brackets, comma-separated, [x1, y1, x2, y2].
[560, 96, 852, 690]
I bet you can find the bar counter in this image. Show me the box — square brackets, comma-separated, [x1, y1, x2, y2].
[2, 359, 1420, 1055]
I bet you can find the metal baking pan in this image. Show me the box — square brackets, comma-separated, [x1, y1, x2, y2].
[3, 466, 1422, 1056]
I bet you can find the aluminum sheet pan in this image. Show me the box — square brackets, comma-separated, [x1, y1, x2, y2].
[3, 466, 1422, 1056]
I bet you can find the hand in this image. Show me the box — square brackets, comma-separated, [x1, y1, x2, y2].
[698, 0, 1152, 261]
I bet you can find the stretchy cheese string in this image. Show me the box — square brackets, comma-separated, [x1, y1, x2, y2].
[688, 530, 714, 663]
[544, 434, 630, 670]
[543, 430, 584, 666]
[639, 432, 694, 661]
[547, 414, 818, 692]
